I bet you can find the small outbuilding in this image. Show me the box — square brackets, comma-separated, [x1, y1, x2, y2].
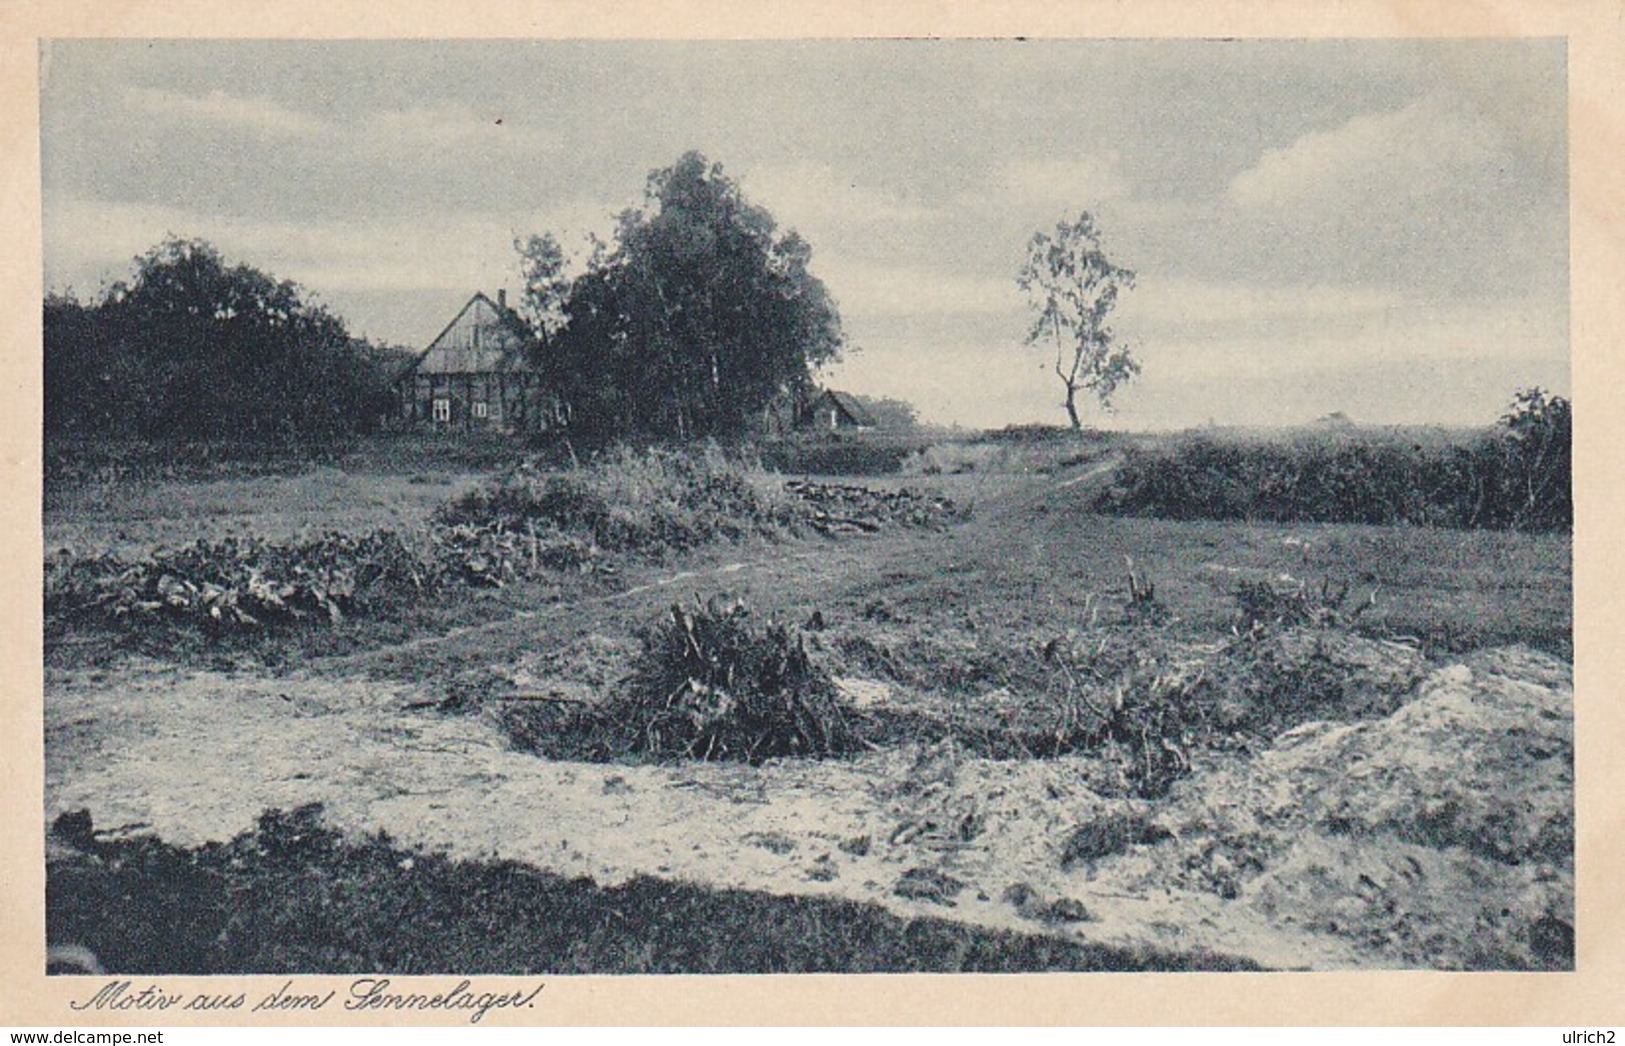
[798, 389, 875, 432]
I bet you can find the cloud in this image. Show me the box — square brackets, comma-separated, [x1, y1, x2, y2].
[1127, 276, 1404, 330]
[742, 164, 937, 241]
[1226, 95, 1501, 209]
[124, 86, 330, 139]
[997, 155, 1128, 210]
[362, 102, 560, 161]
[122, 87, 558, 170]
[818, 258, 1019, 318]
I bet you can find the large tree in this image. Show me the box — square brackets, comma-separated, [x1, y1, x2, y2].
[45, 238, 387, 442]
[1017, 212, 1138, 430]
[514, 231, 571, 350]
[538, 152, 843, 441]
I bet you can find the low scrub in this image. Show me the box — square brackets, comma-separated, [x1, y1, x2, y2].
[44, 439, 345, 501]
[615, 598, 859, 761]
[42, 521, 603, 642]
[756, 435, 925, 477]
[48, 805, 1252, 974]
[1039, 621, 1421, 798]
[45, 445, 966, 652]
[438, 443, 795, 557]
[783, 480, 966, 534]
[830, 566, 1418, 796]
[1097, 391, 1570, 532]
[1231, 577, 1377, 634]
[901, 435, 1111, 478]
[45, 531, 437, 635]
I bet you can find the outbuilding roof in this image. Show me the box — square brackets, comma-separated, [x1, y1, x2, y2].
[812, 389, 876, 427]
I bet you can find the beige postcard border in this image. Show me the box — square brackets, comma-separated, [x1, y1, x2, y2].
[2, 0, 1620, 1027]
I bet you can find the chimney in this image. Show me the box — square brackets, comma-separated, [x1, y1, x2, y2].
[497, 288, 507, 310]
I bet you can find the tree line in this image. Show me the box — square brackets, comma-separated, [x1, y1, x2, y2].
[44, 239, 404, 444]
[44, 150, 1126, 450]
[45, 151, 848, 448]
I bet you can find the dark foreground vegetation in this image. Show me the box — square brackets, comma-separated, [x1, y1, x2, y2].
[1099, 390, 1571, 532]
[47, 805, 1254, 975]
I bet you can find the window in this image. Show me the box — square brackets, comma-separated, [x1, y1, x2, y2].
[472, 401, 489, 420]
[433, 398, 451, 424]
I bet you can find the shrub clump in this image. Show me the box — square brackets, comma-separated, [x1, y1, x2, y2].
[607, 597, 860, 763]
[46, 445, 792, 644]
[1096, 390, 1570, 532]
[1231, 577, 1377, 634]
[755, 436, 920, 476]
[782, 480, 965, 534]
[436, 443, 795, 557]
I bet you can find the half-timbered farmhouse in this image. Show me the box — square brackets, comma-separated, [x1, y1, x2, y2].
[399, 290, 548, 433]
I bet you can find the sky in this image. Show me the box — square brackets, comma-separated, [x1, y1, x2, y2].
[39, 38, 1568, 430]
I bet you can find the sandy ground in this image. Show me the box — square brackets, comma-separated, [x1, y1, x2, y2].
[47, 646, 1573, 974]
[44, 657, 1381, 970]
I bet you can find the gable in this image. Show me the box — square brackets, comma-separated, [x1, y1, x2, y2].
[806, 389, 874, 428]
[412, 293, 534, 376]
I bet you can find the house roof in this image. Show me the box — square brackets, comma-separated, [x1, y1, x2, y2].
[405, 292, 536, 378]
[810, 389, 876, 427]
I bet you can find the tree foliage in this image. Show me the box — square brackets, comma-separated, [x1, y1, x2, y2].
[45, 238, 394, 444]
[1498, 387, 1571, 531]
[514, 232, 570, 349]
[528, 151, 843, 442]
[844, 393, 919, 431]
[1017, 212, 1138, 429]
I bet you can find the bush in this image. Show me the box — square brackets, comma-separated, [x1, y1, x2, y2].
[1495, 389, 1571, 532]
[1097, 391, 1571, 532]
[1036, 577, 1418, 798]
[756, 436, 920, 476]
[437, 443, 794, 556]
[48, 804, 1257, 974]
[608, 597, 859, 762]
[45, 446, 805, 650]
[900, 434, 1113, 478]
[901, 441, 1003, 476]
[1231, 577, 1376, 634]
[982, 423, 1102, 444]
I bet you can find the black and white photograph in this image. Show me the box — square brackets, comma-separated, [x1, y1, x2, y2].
[32, 29, 1579, 996]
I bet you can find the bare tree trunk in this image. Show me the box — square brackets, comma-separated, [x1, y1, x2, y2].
[1064, 383, 1082, 430]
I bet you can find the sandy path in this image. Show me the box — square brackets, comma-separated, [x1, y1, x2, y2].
[44, 661, 1363, 971]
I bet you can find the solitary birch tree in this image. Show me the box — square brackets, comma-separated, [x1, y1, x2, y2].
[1017, 212, 1138, 429]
